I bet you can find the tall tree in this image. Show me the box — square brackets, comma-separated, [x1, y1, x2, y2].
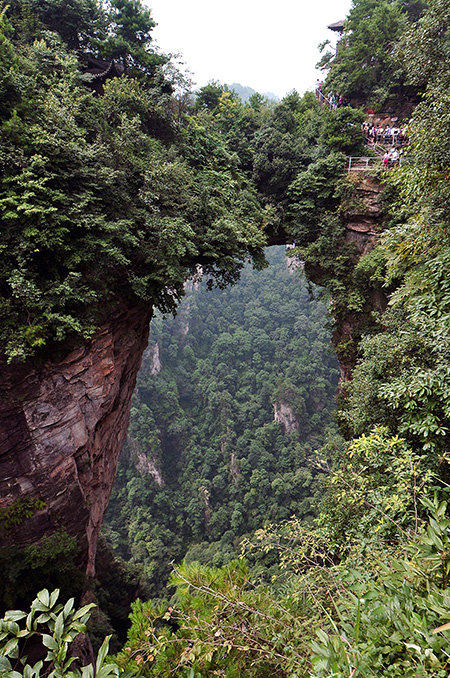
[101, 0, 166, 75]
[318, 0, 422, 108]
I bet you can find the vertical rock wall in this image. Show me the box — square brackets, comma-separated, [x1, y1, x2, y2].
[0, 305, 151, 577]
[338, 175, 388, 381]
[304, 174, 386, 383]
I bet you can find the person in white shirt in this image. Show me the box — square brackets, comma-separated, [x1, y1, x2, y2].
[389, 148, 399, 165]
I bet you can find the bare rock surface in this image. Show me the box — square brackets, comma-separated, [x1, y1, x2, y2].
[130, 438, 163, 486]
[273, 402, 299, 433]
[0, 305, 151, 577]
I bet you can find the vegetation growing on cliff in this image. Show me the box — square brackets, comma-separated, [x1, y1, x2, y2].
[1, 0, 450, 674]
[112, 0, 450, 675]
[318, 0, 426, 109]
[116, 495, 450, 677]
[0, 0, 266, 362]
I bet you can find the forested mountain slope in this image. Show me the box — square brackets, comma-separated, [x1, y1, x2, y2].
[104, 247, 339, 594]
[0, 0, 267, 589]
[0, 0, 368, 589]
[115, 1, 450, 676]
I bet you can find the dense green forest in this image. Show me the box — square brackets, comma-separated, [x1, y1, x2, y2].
[104, 247, 339, 595]
[1, 0, 450, 676]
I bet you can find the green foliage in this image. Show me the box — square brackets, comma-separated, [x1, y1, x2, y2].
[319, 0, 421, 108]
[99, 0, 167, 77]
[311, 497, 450, 677]
[0, 3, 267, 362]
[340, 0, 450, 463]
[318, 107, 365, 156]
[398, 0, 450, 89]
[115, 560, 315, 677]
[0, 588, 127, 677]
[6, 0, 101, 48]
[340, 305, 450, 462]
[194, 81, 231, 112]
[286, 153, 346, 238]
[252, 92, 309, 200]
[26, 531, 78, 569]
[317, 426, 436, 549]
[3, 0, 450, 674]
[0, 497, 45, 531]
[115, 500, 450, 678]
[0, 530, 84, 613]
[0, 8, 18, 117]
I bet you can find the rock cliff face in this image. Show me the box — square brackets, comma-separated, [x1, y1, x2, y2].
[339, 175, 387, 381]
[342, 175, 384, 253]
[0, 305, 151, 577]
[129, 438, 163, 487]
[273, 402, 299, 433]
[305, 174, 386, 382]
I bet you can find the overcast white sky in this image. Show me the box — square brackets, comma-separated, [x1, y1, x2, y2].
[145, 0, 352, 99]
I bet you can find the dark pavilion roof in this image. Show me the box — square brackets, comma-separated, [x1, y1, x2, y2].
[327, 20, 345, 33]
[78, 54, 125, 94]
[80, 55, 125, 80]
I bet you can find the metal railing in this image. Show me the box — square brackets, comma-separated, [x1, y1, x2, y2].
[372, 142, 386, 157]
[364, 137, 410, 153]
[346, 157, 379, 172]
[346, 156, 411, 172]
[315, 89, 335, 110]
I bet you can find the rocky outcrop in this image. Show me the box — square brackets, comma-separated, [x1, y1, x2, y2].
[230, 452, 240, 486]
[145, 342, 162, 376]
[285, 244, 303, 274]
[130, 438, 163, 486]
[342, 175, 384, 255]
[306, 174, 386, 383]
[273, 402, 299, 433]
[0, 305, 151, 577]
[338, 175, 388, 381]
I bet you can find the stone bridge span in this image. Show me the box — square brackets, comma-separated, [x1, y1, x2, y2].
[0, 176, 384, 577]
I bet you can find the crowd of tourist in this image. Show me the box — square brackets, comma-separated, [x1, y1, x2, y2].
[382, 147, 400, 168]
[362, 121, 409, 168]
[315, 81, 349, 108]
[328, 91, 349, 108]
[362, 121, 409, 147]
[315, 81, 409, 169]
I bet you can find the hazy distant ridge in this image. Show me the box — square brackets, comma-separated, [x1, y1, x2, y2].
[227, 82, 280, 103]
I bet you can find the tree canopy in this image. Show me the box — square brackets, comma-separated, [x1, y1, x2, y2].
[0, 3, 266, 361]
[318, 0, 426, 108]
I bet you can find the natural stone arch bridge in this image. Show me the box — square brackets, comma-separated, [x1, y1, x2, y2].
[0, 174, 385, 578]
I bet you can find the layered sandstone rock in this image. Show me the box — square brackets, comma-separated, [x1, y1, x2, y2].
[342, 175, 384, 254]
[0, 305, 151, 577]
[303, 175, 386, 383]
[337, 176, 387, 381]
